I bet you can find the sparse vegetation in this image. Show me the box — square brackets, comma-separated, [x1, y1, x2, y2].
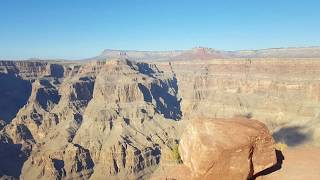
[275, 142, 288, 151]
[172, 144, 183, 164]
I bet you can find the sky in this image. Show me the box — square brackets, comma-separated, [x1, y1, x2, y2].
[0, 0, 320, 59]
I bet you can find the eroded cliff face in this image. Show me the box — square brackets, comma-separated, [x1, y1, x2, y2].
[71, 60, 181, 179]
[155, 59, 320, 147]
[0, 59, 181, 179]
[0, 58, 320, 179]
[0, 61, 96, 179]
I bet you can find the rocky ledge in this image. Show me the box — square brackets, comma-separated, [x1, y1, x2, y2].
[153, 117, 277, 180]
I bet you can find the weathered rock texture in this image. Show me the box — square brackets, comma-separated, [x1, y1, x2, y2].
[179, 118, 276, 179]
[155, 59, 320, 147]
[0, 57, 319, 179]
[0, 59, 181, 179]
[152, 118, 277, 180]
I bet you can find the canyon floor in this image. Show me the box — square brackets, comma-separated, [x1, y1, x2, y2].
[0, 56, 320, 179]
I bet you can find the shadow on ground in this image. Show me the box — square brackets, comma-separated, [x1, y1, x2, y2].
[251, 150, 284, 180]
[272, 126, 311, 147]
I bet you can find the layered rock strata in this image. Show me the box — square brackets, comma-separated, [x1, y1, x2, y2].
[0, 58, 320, 179]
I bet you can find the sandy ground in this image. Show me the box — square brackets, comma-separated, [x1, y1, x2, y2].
[256, 146, 320, 180]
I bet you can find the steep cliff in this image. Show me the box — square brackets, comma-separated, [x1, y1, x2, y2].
[0, 58, 320, 179]
[0, 59, 182, 179]
[155, 59, 320, 147]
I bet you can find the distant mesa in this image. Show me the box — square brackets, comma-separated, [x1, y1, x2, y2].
[2, 46, 320, 62]
[86, 46, 320, 61]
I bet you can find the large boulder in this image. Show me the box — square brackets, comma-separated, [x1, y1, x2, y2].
[179, 118, 277, 179]
[152, 118, 277, 180]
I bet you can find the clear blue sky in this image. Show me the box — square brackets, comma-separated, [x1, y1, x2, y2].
[1, 0, 320, 59]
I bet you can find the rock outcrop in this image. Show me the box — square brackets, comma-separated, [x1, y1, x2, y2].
[154, 118, 277, 180]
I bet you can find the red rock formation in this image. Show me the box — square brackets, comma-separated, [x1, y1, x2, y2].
[154, 118, 277, 180]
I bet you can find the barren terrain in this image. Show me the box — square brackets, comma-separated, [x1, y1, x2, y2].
[0, 49, 320, 179]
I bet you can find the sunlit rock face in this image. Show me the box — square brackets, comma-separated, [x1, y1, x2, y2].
[0, 59, 181, 179]
[0, 57, 320, 179]
[180, 118, 276, 179]
[152, 117, 277, 180]
[155, 59, 320, 147]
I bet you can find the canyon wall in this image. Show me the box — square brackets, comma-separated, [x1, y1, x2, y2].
[156, 59, 320, 147]
[0, 58, 320, 179]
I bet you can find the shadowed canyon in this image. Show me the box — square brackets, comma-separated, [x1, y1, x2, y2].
[1, 48, 320, 179]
